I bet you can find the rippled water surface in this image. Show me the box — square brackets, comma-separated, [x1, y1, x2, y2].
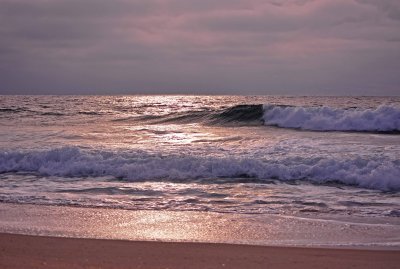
[0, 95, 399, 218]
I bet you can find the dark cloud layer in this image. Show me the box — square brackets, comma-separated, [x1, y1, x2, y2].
[0, 0, 399, 95]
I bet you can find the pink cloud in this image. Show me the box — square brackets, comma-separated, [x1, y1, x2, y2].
[0, 0, 399, 94]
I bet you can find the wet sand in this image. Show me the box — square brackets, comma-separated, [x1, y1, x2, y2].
[1, 233, 399, 269]
[1, 203, 400, 248]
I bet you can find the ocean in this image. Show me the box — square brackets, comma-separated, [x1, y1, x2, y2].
[0, 95, 400, 246]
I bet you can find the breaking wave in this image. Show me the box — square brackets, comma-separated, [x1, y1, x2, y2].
[3, 101, 398, 133]
[117, 104, 400, 132]
[210, 104, 263, 124]
[263, 105, 400, 132]
[114, 104, 264, 125]
[1, 147, 399, 191]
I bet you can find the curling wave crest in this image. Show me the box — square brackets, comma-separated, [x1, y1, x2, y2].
[1, 147, 399, 191]
[263, 105, 400, 132]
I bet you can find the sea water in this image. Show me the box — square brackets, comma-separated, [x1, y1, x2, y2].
[0, 95, 399, 220]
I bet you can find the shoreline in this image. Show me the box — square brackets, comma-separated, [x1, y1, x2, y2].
[0, 203, 399, 249]
[1, 233, 399, 269]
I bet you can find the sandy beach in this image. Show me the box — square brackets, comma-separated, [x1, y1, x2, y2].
[0, 233, 399, 269]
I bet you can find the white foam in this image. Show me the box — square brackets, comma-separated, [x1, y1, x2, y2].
[263, 105, 400, 132]
[1, 147, 399, 191]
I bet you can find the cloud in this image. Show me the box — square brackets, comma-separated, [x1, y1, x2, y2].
[0, 0, 399, 94]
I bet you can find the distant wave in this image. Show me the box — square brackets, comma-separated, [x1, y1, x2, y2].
[1, 147, 399, 191]
[78, 111, 103, 115]
[40, 112, 66, 116]
[263, 105, 400, 132]
[0, 107, 30, 114]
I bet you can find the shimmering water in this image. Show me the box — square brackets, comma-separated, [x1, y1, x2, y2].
[0, 95, 399, 218]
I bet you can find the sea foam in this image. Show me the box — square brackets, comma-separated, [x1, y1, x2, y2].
[263, 105, 400, 132]
[1, 147, 399, 191]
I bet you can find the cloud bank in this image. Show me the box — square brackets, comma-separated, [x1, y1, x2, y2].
[0, 0, 399, 95]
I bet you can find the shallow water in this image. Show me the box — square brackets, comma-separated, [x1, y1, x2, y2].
[0, 95, 399, 219]
[1, 203, 400, 248]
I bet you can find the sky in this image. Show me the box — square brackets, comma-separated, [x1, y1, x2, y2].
[0, 0, 399, 95]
